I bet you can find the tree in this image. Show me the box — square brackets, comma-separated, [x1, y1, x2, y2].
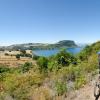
[56, 49, 73, 66]
[20, 50, 26, 55]
[16, 54, 20, 60]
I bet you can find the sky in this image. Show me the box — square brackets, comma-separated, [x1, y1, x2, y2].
[0, 0, 100, 46]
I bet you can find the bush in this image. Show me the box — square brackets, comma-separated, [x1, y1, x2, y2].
[16, 53, 32, 58]
[33, 55, 40, 60]
[5, 53, 9, 56]
[20, 50, 26, 54]
[55, 81, 67, 96]
[0, 66, 10, 73]
[1, 70, 43, 100]
[25, 54, 32, 58]
[37, 57, 48, 72]
[74, 75, 87, 89]
[16, 54, 20, 60]
[48, 62, 55, 72]
[21, 62, 33, 73]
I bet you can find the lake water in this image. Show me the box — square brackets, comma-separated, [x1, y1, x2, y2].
[33, 47, 83, 57]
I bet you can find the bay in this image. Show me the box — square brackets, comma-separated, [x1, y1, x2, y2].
[33, 47, 83, 57]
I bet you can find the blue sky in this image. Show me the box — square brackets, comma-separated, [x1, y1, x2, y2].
[0, 0, 100, 45]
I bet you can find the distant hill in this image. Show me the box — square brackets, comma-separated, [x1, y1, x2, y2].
[56, 40, 77, 47]
[0, 40, 77, 50]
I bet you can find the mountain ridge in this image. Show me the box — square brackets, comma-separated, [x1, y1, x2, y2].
[0, 40, 77, 50]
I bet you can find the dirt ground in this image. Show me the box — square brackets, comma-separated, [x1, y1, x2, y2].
[67, 77, 100, 100]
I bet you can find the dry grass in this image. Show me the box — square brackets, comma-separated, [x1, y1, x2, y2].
[0, 56, 35, 67]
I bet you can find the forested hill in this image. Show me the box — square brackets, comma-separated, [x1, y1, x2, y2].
[0, 40, 77, 50]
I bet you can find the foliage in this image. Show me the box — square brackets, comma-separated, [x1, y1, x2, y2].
[77, 45, 92, 61]
[16, 53, 32, 58]
[0, 66, 10, 73]
[20, 62, 33, 73]
[78, 41, 100, 61]
[56, 49, 77, 66]
[0, 69, 43, 100]
[47, 49, 77, 72]
[37, 57, 48, 72]
[5, 53, 9, 56]
[16, 54, 20, 60]
[74, 75, 87, 89]
[55, 81, 67, 96]
[24, 54, 32, 58]
[20, 50, 26, 54]
[33, 55, 40, 60]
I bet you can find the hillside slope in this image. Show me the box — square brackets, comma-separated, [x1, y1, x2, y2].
[67, 77, 97, 100]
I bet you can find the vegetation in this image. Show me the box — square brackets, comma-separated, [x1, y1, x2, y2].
[37, 57, 48, 72]
[16, 54, 20, 60]
[5, 53, 9, 56]
[16, 53, 32, 59]
[32, 55, 40, 60]
[55, 81, 67, 96]
[0, 41, 100, 100]
[21, 62, 33, 73]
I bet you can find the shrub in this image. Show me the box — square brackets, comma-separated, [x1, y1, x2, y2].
[20, 50, 26, 54]
[74, 75, 87, 89]
[33, 55, 40, 60]
[48, 62, 55, 72]
[16, 54, 20, 60]
[25, 54, 32, 58]
[55, 81, 67, 96]
[5, 53, 9, 56]
[21, 62, 33, 73]
[0, 66, 10, 73]
[1, 71, 43, 100]
[16, 53, 32, 58]
[37, 57, 48, 72]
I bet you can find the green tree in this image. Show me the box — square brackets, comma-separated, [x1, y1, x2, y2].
[20, 50, 26, 55]
[16, 54, 20, 60]
[56, 49, 75, 66]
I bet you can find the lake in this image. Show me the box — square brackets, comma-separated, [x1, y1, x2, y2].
[33, 47, 83, 57]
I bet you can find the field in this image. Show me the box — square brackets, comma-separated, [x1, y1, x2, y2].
[0, 50, 35, 67]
